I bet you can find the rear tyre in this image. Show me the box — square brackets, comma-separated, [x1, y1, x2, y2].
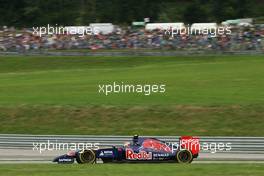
[76, 150, 96, 164]
[176, 150, 193, 163]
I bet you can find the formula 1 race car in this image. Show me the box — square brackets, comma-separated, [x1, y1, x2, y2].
[53, 135, 200, 164]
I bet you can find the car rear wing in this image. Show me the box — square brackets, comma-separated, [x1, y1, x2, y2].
[179, 136, 200, 156]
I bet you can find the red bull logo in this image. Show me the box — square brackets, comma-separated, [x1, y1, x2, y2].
[126, 149, 152, 160]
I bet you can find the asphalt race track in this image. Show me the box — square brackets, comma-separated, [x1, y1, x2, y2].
[0, 149, 264, 164]
[0, 135, 263, 164]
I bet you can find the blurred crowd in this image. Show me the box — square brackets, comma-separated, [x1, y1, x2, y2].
[0, 26, 264, 52]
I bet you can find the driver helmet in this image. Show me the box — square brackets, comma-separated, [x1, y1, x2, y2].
[133, 134, 139, 145]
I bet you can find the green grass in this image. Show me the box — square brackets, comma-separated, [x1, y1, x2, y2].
[0, 55, 264, 135]
[0, 164, 263, 176]
[0, 55, 264, 106]
[0, 105, 263, 135]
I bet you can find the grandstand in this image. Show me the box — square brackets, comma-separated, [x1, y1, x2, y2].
[0, 19, 263, 53]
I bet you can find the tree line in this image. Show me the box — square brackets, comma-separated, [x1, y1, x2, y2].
[0, 0, 263, 27]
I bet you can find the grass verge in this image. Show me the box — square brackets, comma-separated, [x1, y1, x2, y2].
[0, 164, 263, 176]
[1, 105, 263, 136]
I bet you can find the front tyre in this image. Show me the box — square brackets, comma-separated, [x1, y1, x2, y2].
[176, 150, 193, 163]
[76, 150, 96, 164]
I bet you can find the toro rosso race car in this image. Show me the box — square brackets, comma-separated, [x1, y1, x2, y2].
[53, 135, 200, 164]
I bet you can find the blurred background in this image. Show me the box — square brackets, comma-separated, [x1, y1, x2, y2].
[0, 0, 263, 53]
[1, 0, 264, 26]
